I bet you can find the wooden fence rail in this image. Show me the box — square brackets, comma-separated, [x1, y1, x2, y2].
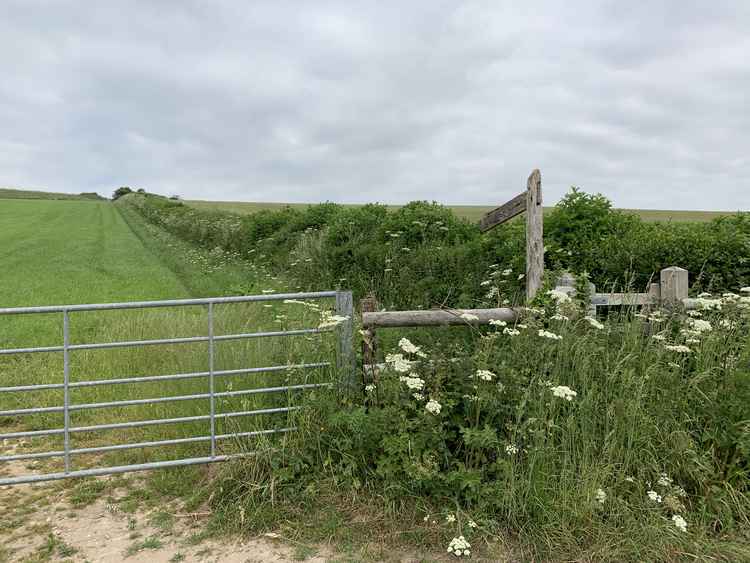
[359, 266, 693, 386]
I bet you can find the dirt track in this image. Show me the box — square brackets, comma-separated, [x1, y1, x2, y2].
[0, 440, 330, 562]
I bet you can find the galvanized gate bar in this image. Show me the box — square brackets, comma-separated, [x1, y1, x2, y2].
[0, 361, 330, 393]
[0, 290, 352, 486]
[0, 427, 296, 463]
[0, 405, 302, 441]
[0, 328, 332, 356]
[0, 381, 331, 417]
[0, 291, 339, 315]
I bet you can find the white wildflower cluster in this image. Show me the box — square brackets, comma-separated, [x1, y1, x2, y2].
[664, 344, 692, 354]
[551, 385, 577, 401]
[412, 393, 424, 401]
[459, 312, 479, 322]
[505, 444, 518, 455]
[538, 329, 563, 341]
[550, 313, 569, 321]
[488, 319, 507, 327]
[365, 384, 376, 393]
[647, 490, 662, 503]
[467, 520, 477, 529]
[694, 297, 722, 311]
[595, 488, 607, 504]
[318, 312, 349, 329]
[547, 289, 572, 305]
[657, 473, 673, 487]
[399, 374, 425, 390]
[741, 287, 750, 293]
[425, 400, 442, 415]
[447, 536, 471, 557]
[485, 286, 499, 299]
[399, 337, 426, 357]
[681, 318, 712, 342]
[474, 369, 495, 382]
[584, 316, 605, 330]
[385, 353, 413, 373]
[672, 514, 688, 532]
[503, 328, 520, 336]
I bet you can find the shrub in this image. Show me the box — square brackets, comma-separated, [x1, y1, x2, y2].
[117, 190, 750, 308]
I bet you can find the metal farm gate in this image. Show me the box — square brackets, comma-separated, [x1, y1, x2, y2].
[0, 291, 353, 486]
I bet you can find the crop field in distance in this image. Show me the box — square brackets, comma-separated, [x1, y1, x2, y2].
[186, 198, 741, 223]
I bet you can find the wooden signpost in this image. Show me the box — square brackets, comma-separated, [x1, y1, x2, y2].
[479, 169, 544, 301]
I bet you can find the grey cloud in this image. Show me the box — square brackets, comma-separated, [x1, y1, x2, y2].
[1, 1, 748, 210]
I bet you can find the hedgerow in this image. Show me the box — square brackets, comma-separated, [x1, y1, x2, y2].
[118, 191, 750, 559]
[119, 191, 749, 308]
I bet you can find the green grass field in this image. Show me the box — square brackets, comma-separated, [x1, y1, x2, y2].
[0, 187, 102, 201]
[0, 198, 336, 480]
[185, 199, 740, 223]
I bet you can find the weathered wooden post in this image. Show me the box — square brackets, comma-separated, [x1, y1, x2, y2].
[525, 170, 543, 301]
[554, 272, 596, 316]
[360, 295, 379, 386]
[660, 267, 689, 306]
[479, 169, 544, 301]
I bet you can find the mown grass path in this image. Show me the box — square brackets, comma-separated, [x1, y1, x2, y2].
[0, 199, 189, 309]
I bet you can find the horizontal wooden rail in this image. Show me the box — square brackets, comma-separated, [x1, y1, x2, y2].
[590, 293, 654, 307]
[362, 307, 520, 328]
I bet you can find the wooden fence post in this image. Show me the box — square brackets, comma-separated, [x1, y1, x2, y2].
[660, 267, 688, 306]
[646, 282, 661, 310]
[360, 295, 379, 387]
[526, 169, 543, 301]
[554, 272, 596, 316]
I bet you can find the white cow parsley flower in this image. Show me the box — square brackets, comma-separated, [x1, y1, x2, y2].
[365, 384, 376, 393]
[475, 369, 495, 381]
[447, 536, 471, 557]
[505, 444, 519, 455]
[547, 289, 572, 304]
[399, 374, 425, 390]
[595, 488, 607, 504]
[538, 329, 563, 341]
[740, 287, 750, 293]
[657, 473, 673, 487]
[385, 353, 413, 373]
[647, 490, 662, 503]
[551, 385, 577, 401]
[445, 513, 456, 523]
[664, 345, 692, 353]
[688, 319, 712, 333]
[488, 319, 507, 327]
[672, 514, 687, 532]
[584, 316, 604, 330]
[398, 337, 420, 354]
[318, 313, 349, 329]
[425, 400, 442, 415]
[503, 328, 520, 336]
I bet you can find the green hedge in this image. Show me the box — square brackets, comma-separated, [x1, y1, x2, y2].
[118, 191, 750, 308]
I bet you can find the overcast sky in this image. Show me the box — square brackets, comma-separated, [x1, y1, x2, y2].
[1, 2, 748, 210]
